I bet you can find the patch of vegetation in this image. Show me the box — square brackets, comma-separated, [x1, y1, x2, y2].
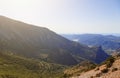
[62, 73, 72, 78]
[100, 56, 115, 68]
[0, 52, 66, 78]
[112, 68, 118, 72]
[0, 74, 18, 78]
[106, 57, 115, 68]
[95, 73, 101, 77]
[64, 61, 96, 77]
[95, 67, 99, 71]
[101, 68, 109, 73]
[90, 76, 94, 78]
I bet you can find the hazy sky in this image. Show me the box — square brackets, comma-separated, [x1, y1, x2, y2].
[0, 0, 120, 34]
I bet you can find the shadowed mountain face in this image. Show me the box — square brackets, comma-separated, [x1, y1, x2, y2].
[0, 16, 109, 65]
[91, 46, 109, 64]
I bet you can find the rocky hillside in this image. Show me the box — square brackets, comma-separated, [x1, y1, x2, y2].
[0, 16, 109, 65]
[63, 61, 96, 77]
[72, 54, 120, 78]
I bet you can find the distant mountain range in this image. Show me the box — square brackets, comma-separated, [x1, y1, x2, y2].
[0, 16, 109, 65]
[62, 34, 120, 54]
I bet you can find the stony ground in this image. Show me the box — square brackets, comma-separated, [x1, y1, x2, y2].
[72, 57, 120, 78]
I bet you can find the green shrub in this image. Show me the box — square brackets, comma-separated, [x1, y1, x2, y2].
[62, 73, 70, 78]
[112, 68, 118, 72]
[0, 74, 18, 78]
[103, 56, 115, 68]
[95, 67, 99, 71]
[77, 73, 80, 76]
[90, 76, 94, 78]
[101, 68, 108, 73]
[95, 73, 101, 77]
[100, 56, 115, 68]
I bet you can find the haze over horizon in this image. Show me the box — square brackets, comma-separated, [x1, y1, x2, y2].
[0, 0, 120, 34]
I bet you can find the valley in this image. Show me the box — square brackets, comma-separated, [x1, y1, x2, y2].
[0, 16, 116, 78]
[0, 0, 119, 78]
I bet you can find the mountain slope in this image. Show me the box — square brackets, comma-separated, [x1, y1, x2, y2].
[64, 61, 96, 77]
[72, 54, 120, 78]
[0, 16, 109, 65]
[0, 52, 66, 78]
